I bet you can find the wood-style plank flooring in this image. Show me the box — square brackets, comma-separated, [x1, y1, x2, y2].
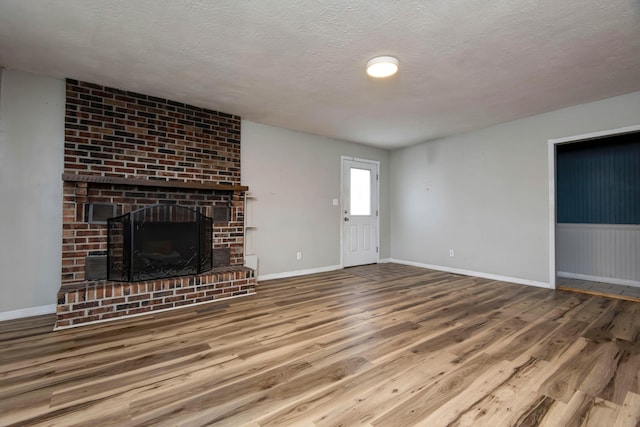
[1, 263, 639, 426]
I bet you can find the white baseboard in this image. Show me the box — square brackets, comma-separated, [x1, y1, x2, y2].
[378, 258, 392, 263]
[258, 264, 343, 281]
[557, 271, 640, 288]
[389, 258, 553, 289]
[0, 304, 57, 322]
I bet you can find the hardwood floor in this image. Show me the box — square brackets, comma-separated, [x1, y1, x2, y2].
[1, 263, 639, 426]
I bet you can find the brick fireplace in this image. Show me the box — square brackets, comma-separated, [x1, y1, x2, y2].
[55, 80, 256, 329]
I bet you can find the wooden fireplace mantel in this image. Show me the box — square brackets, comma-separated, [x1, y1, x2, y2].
[62, 173, 249, 192]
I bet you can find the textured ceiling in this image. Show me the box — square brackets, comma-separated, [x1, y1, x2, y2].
[1, 0, 639, 148]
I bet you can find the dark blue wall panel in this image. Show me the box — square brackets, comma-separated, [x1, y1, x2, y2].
[556, 132, 640, 224]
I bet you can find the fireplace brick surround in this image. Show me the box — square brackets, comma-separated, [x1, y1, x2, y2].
[56, 80, 256, 329]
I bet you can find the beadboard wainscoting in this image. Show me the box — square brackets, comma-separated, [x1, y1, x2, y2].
[556, 223, 640, 287]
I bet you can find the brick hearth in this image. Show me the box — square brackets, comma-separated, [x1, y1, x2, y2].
[56, 267, 255, 328]
[56, 80, 256, 329]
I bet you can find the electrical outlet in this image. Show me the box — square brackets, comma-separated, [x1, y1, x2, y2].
[296, 252, 302, 260]
[449, 249, 455, 257]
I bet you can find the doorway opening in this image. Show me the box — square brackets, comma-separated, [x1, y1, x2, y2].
[548, 124, 640, 301]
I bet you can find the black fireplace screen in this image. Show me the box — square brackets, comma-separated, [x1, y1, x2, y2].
[107, 204, 213, 282]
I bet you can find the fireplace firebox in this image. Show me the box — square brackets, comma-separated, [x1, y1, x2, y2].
[107, 204, 213, 282]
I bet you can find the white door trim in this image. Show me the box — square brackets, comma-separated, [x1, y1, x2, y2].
[340, 156, 380, 268]
[547, 124, 640, 289]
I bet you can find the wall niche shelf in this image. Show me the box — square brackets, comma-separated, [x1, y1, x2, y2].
[244, 192, 258, 271]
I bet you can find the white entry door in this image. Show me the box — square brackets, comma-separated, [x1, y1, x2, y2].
[342, 158, 379, 267]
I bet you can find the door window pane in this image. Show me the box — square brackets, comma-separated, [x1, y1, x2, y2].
[350, 168, 371, 215]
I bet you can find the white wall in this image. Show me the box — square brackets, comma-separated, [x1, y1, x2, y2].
[390, 91, 640, 286]
[0, 69, 65, 315]
[241, 121, 390, 278]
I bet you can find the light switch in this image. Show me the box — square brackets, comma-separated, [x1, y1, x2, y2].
[332, 199, 339, 206]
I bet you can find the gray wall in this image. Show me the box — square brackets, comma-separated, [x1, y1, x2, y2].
[390, 91, 640, 285]
[241, 120, 390, 278]
[0, 69, 65, 314]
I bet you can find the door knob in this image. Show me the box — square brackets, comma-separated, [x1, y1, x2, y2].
[344, 217, 350, 222]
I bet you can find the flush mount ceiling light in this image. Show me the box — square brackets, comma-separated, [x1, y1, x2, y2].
[366, 56, 399, 78]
